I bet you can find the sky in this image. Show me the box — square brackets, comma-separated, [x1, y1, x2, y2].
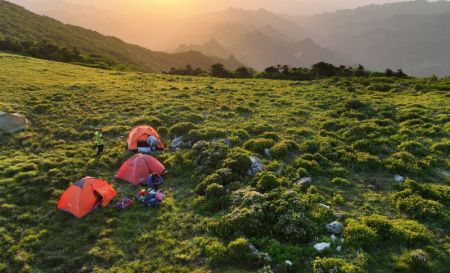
[59, 0, 426, 16]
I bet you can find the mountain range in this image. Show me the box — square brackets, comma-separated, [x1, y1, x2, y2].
[4, 0, 450, 76]
[0, 1, 243, 72]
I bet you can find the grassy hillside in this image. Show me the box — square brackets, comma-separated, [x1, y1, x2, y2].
[0, 53, 449, 273]
[0, 1, 243, 72]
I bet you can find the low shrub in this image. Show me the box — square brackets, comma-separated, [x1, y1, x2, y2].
[398, 141, 428, 157]
[188, 127, 227, 142]
[392, 191, 445, 221]
[431, 140, 450, 154]
[192, 141, 228, 171]
[256, 172, 282, 192]
[331, 177, 352, 187]
[344, 220, 378, 248]
[222, 150, 252, 176]
[243, 138, 275, 154]
[312, 257, 363, 273]
[384, 151, 423, 174]
[274, 210, 319, 243]
[205, 239, 227, 265]
[270, 140, 298, 159]
[395, 249, 430, 273]
[227, 237, 252, 265]
[169, 122, 197, 137]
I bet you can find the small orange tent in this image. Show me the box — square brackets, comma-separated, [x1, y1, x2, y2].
[127, 125, 164, 151]
[115, 153, 166, 185]
[57, 177, 116, 218]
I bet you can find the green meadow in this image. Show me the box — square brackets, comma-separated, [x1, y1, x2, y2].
[0, 53, 449, 273]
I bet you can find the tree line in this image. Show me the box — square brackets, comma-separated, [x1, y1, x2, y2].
[0, 38, 118, 69]
[165, 62, 408, 80]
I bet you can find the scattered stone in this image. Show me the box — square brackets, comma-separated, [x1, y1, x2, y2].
[296, 177, 312, 186]
[249, 243, 259, 256]
[170, 137, 184, 148]
[314, 242, 331, 252]
[264, 148, 271, 157]
[335, 212, 344, 220]
[326, 221, 343, 234]
[336, 246, 342, 252]
[182, 140, 192, 148]
[331, 234, 337, 242]
[319, 203, 330, 210]
[285, 260, 293, 267]
[247, 156, 264, 176]
[394, 175, 405, 183]
[260, 252, 271, 262]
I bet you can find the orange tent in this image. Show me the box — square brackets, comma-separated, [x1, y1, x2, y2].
[115, 153, 166, 185]
[127, 125, 164, 151]
[57, 177, 116, 218]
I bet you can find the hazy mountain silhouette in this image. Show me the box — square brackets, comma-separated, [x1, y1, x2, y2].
[0, 1, 243, 71]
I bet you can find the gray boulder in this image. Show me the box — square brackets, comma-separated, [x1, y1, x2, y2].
[170, 137, 184, 148]
[314, 242, 331, 252]
[264, 148, 271, 157]
[394, 175, 405, 182]
[247, 156, 264, 176]
[296, 177, 312, 186]
[326, 221, 343, 234]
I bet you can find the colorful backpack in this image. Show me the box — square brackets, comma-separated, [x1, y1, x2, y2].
[114, 198, 133, 210]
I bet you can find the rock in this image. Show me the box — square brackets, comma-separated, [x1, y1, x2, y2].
[264, 148, 271, 157]
[247, 156, 264, 176]
[314, 242, 331, 252]
[394, 175, 405, 182]
[182, 140, 192, 148]
[331, 234, 337, 242]
[335, 212, 344, 220]
[296, 177, 312, 186]
[326, 221, 343, 234]
[319, 203, 330, 210]
[170, 137, 184, 148]
[336, 245, 342, 252]
[285, 260, 293, 267]
[260, 252, 271, 262]
[248, 243, 259, 256]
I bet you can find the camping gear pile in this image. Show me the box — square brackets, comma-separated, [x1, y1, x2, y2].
[57, 125, 167, 218]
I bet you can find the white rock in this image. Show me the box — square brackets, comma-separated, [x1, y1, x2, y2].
[331, 234, 337, 242]
[285, 260, 293, 267]
[296, 177, 312, 186]
[326, 221, 343, 234]
[264, 148, 271, 157]
[394, 175, 405, 182]
[314, 242, 331, 252]
[247, 156, 264, 176]
[336, 245, 342, 252]
[319, 203, 330, 210]
[170, 137, 184, 148]
[248, 243, 259, 256]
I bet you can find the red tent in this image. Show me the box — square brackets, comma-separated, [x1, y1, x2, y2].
[57, 177, 116, 218]
[115, 153, 166, 185]
[127, 125, 164, 151]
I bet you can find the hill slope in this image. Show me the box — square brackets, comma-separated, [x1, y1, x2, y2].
[0, 53, 449, 272]
[0, 0, 243, 71]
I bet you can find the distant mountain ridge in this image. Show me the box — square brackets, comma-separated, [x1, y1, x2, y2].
[0, 1, 243, 72]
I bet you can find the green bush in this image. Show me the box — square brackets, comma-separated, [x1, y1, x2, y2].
[395, 249, 430, 273]
[384, 151, 423, 174]
[188, 127, 227, 142]
[331, 177, 352, 187]
[228, 237, 251, 264]
[274, 210, 319, 243]
[222, 150, 252, 176]
[398, 141, 428, 157]
[192, 141, 228, 170]
[169, 122, 197, 137]
[344, 220, 378, 248]
[243, 138, 275, 154]
[256, 172, 282, 192]
[312, 257, 363, 273]
[368, 83, 392, 92]
[270, 140, 298, 159]
[260, 132, 281, 141]
[205, 240, 227, 265]
[392, 191, 445, 221]
[431, 140, 450, 154]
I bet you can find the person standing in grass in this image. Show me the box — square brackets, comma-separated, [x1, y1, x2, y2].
[147, 135, 158, 152]
[94, 130, 104, 157]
